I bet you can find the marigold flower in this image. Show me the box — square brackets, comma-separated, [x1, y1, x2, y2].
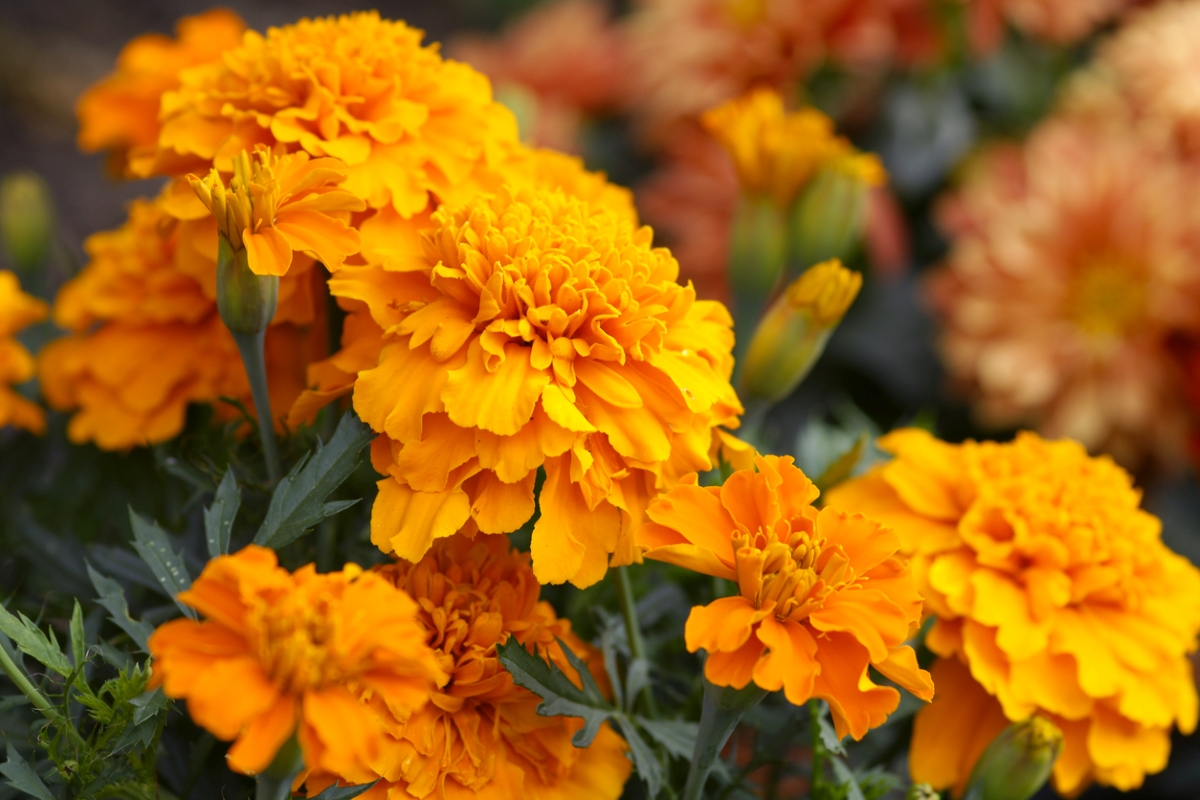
[304, 534, 632, 799]
[827, 429, 1200, 795]
[639, 454, 933, 740]
[149, 545, 445, 777]
[929, 117, 1200, 467]
[188, 148, 365, 276]
[342, 182, 742, 588]
[0, 271, 47, 433]
[966, 0, 1134, 54]
[76, 8, 245, 175]
[139, 12, 519, 219]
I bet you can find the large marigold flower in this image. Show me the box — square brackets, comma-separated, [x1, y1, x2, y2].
[638, 454, 933, 740]
[0, 271, 47, 433]
[138, 12, 519, 218]
[304, 534, 632, 799]
[149, 545, 445, 778]
[340, 181, 741, 588]
[827, 429, 1200, 795]
[929, 117, 1200, 467]
[76, 8, 245, 175]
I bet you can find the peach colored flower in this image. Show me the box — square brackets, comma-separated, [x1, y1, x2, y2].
[966, 0, 1134, 54]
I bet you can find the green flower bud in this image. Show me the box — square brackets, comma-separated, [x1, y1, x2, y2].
[965, 717, 1063, 800]
[0, 172, 55, 272]
[789, 164, 871, 275]
[216, 233, 277, 336]
[906, 783, 940, 800]
[729, 195, 788, 349]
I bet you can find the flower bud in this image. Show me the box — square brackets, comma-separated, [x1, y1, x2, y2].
[788, 157, 882, 275]
[729, 195, 788, 339]
[964, 717, 1063, 800]
[906, 784, 939, 800]
[216, 234, 277, 336]
[0, 172, 55, 272]
[739, 260, 861, 405]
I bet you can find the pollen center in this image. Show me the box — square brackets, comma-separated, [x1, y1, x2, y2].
[733, 523, 851, 623]
[1068, 254, 1146, 337]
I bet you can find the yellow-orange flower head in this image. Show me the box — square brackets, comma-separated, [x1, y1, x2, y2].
[189, 148, 365, 276]
[0, 271, 47, 433]
[304, 534, 632, 799]
[149, 545, 445, 778]
[827, 429, 1200, 795]
[639, 455, 933, 740]
[76, 8, 245, 175]
[343, 183, 743, 588]
[141, 12, 519, 218]
[701, 88, 885, 208]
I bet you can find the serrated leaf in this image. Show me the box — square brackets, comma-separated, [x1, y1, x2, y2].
[624, 658, 651, 709]
[636, 718, 698, 761]
[0, 603, 72, 677]
[95, 641, 131, 670]
[309, 780, 381, 799]
[497, 638, 612, 747]
[613, 714, 663, 798]
[253, 411, 372, 550]
[816, 704, 847, 756]
[598, 626, 624, 711]
[129, 510, 196, 620]
[88, 565, 154, 653]
[0, 747, 55, 800]
[204, 468, 241, 559]
[111, 716, 157, 753]
[130, 688, 168, 725]
[69, 601, 85, 669]
[832, 758, 866, 800]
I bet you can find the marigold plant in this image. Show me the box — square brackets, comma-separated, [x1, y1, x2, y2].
[0, 270, 47, 433]
[828, 429, 1200, 795]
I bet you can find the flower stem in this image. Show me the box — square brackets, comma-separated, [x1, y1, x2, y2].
[810, 699, 825, 796]
[613, 565, 658, 717]
[232, 330, 282, 486]
[255, 735, 303, 800]
[681, 679, 768, 800]
[0, 640, 87, 748]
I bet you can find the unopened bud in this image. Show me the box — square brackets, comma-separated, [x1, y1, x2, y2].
[216, 234, 277, 336]
[964, 717, 1062, 800]
[789, 159, 881, 274]
[729, 195, 788, 342]
[906, 784, 939, 800]
[0, 172, 55, 272]
[739, 260, 861, 404]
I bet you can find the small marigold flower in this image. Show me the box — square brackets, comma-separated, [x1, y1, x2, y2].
[827, 429, 1200, 795]
[149, 545, 445, 778]
[189, 148, 365, 276]
[342, 182, 742, 588]
[139, 12, 519, 219]
[303, 534, 632, 799]
[75, 8, 245, 175]
[0, 270, 47, 433]
[638, 454, 934, 740]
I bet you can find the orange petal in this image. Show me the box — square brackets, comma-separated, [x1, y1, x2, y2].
[704, 637, 765, 690]
[752, 617, 819, 705]
[244, 227, 293, 277]
[685, 596, 770, 654]
[874, 645, 934, 701]
[275, 209, 360, 270]
[226, 696, 299, 775]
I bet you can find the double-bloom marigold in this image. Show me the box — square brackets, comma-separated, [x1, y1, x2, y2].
[829, 429, 1200, 794]
[0, 271, 47, 434]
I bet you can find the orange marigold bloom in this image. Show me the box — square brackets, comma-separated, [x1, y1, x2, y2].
[639, 455, 933, 740]
[340, 182, 742, 587]
[138, 12, 519, 219]
[304, 534, 632, 799]
[76, 8, 245, 175]
[189, 148, 365, 276]
[0, 271, 47, 433]
[149, 545, 445, 777]
[929, 117, 1200, 467]
[827, 429, 1200, 795]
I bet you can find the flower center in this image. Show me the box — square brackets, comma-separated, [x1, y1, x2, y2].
[255, 600, 343, 694]
[733, 525, 850, 622]
[1068, 254, 1146, 337]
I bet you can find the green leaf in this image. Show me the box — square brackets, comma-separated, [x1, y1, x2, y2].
[204, 468, 241, 559]
[496, 637, 612, 747]
[130, 687, 168, 725]
[636, 718, 698, 761]
[613, 715, 663, 798]
[816, 703, 847, 756]
[0, 603, 72, 677]
[88, 565, 154, 653]
[253, 411, 372, 550]
[307, 780, 381, 799]
[128, 510, 196, 620]
[832, 758, 866, 800]
[814, 432, 868, 493]
[69, 601, 85, 669]
[0, 747, 55, 800]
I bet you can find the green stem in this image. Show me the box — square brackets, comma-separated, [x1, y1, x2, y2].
[681, 680, 768, 800]
[255, 735, 303, 800]
[232, 330, 282, 486]
[0, 642, 87, 748]
[613, 565, 658, 717]
[810, 700, 825, 797]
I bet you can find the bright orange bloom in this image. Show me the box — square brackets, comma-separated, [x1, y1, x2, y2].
[340, 181, 742, 588]
[75, 8, 245, 175]
[138, 12, 519, 220]
[0, 271, 47, 433]
[189, 148, 365, 276]
[828, 429, 1200, 795]
[303, 534, 632, 799]
[150, 545, 444, 777]
[639, 455, 933, 740]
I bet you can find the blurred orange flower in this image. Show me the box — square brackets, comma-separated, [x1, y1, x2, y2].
[0, 271, 47, 433]
[304, 534, 632, 799]
[966, 0, 1135, 54]
[76, 8, 245, 175]
[828, 429, 1200, 795]
[150, 545, 445, 777]
[929, 117, 1200, 467]
[639, 454, 933, 740]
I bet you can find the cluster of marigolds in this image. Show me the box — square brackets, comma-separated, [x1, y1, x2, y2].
[2, 3, 1200, 799]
